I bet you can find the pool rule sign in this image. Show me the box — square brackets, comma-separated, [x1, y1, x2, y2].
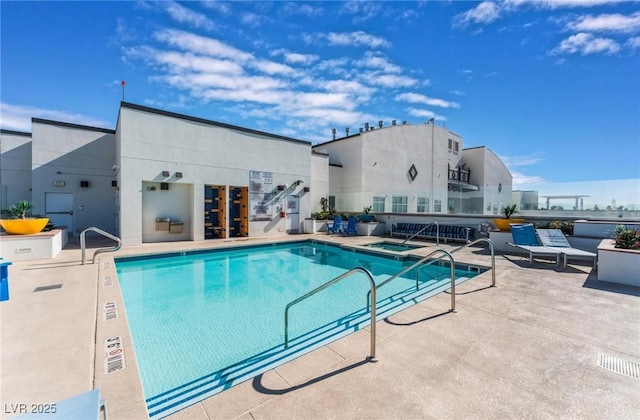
[105, 336, 126, 373]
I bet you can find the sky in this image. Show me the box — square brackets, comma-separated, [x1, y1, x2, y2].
[1, 1, 639, 207]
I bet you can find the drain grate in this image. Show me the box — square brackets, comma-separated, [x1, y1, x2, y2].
[597, 353, 640, 379]
[33, 284, 63, 292]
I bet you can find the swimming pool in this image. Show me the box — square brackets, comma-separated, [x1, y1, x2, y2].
[365, 241, 427, 252]
[116, 240, 484, 418]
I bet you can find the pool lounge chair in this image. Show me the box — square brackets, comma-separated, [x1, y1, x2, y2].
[507, 224, 561, 266]
[343, 216, 358, 236]
[536, 228, 597, 269]
[327, 215, 343, 235]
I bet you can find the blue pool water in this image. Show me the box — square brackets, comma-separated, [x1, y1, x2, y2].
[116, 240, 483, 418]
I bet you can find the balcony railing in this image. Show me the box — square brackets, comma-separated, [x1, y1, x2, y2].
[448, 166, 471, 184]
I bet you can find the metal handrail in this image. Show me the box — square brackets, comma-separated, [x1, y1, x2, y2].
[401, 221, 440, 246]
[81, 227, 122, 265]
[450, 238, 496, 287]
[284, 267, 377, 361]
[367, 249, 456, 312]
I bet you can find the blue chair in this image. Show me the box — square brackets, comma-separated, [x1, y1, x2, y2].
[507, 223, 560, 266]
[343, 217, 358, 236]
[328, 215, 343, 234]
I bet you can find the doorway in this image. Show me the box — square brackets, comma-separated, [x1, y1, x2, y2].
[45, 192, 74, 235]
[285, 195, 299, 233]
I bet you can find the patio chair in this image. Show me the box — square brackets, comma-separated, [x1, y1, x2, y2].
[536, 228, 597, 269]
[327, 215, 343, 235]
[507, 224, 561, 266]
[343, 216, 358, 236]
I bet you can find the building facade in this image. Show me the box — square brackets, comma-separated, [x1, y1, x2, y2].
[1, 102, 512, 246]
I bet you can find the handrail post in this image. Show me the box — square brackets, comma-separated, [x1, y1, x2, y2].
[81, 230, 87, 265]
[285, 267, 377, 362]
[450, 258, 456, 312]
[81, 227, 123, 265]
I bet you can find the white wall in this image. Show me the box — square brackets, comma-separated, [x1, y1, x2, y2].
[31, 120, 116, 235]
[117, 104, 312, 245]
[0, 130, 32, 211]
[309, 152, 329, 214]
[462, 147, 513, 215]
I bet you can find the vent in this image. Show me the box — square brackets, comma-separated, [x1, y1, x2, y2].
[597, 353, 640, 378]
[34, 284, 63, 292]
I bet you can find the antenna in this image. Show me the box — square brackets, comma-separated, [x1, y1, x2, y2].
[121, 80, 126, 101]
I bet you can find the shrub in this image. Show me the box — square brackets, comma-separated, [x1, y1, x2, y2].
[7, 200, 33, 219]
[614, 225, 640, 250]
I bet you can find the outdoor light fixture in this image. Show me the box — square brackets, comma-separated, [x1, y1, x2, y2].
[175, 172, 183, 178]
[277, 185, 286, 191]
[303, 187, 310, 192]
[111, 180, 118, 187]
[80, 180, 89, 188]
[294, 179, 303, 186]
[378, 120, 383, 128]
[162, 170, 170, 177]
[160, 182, 169, 190]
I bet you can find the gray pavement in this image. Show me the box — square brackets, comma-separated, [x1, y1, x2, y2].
[1, 234, 639, 419]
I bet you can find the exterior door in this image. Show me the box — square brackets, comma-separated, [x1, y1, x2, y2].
[285, 195, 299, 233]
[45, 192, 74, 235]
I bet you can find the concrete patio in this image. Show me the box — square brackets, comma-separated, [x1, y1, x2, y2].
[1, 234, 639, 419]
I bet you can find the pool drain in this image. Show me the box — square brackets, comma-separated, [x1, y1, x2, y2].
[597, 353, 640, 379]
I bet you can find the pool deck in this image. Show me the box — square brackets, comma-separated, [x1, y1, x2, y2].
[1, 234, 639, 419]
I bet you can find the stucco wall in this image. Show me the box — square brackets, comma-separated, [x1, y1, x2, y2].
[0, 131, 32, 211]
[117, 104, 312, 245]
[31, 120, 116, 235]
[462, 146, 513, 215]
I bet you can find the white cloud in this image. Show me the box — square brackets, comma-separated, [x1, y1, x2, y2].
[500, 153, 545, 168]
[0, 103, 110, 132]
[325, 31, 391, 48]
[566, 12, 640, 33]
[361, 73, 417, 88]
[395, 92, 460, 109]
[281, 2, 323, 17]
[240, 12, 270, 27]
[626, 36, 640, 50]
[154, 29, 254, 63]
[353, 51, 401, 73]
[453, 1, 502, 27]
[200, 1, 231, 15]
[551, 32, 621, 55]
[407, 108, 437, 119]
[511, 171, 548, 187]
[164, 1, 216, 31]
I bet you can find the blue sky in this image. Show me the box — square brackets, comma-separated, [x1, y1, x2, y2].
[1, 1, 639, 205]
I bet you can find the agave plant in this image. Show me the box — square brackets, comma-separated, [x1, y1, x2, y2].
[7, 200, 34, 219]
[502, 204, 518, 219]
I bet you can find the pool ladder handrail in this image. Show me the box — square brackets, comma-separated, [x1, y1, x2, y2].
[81, 227, 122, 265]
[449, 238, 496, 287]
[284, 267, 378, 361]
[367, 248, 456, 313]
[400, 221, 440, 246]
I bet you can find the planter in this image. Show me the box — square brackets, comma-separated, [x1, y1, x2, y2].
[303, 219, 327, 234]
[357, 214, 375, 223]
[597, 239, 640, 287]
[492, 218, 525, 231]
[0, 218, 50, 235]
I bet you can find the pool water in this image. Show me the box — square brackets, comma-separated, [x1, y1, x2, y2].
[366, 241, 427, 252]
[116, 241, 483, 418]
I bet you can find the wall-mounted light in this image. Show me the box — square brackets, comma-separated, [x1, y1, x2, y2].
[277, 185, 286, 191]
[146, 186, 156, 191]
[175, 172, 183, 178]
[303, 187, 310, 192]
[53, 180, 66, 187]
[111, 180, 118, 187]
[294, 179, 303, 186]
[160, 182, 169, 190]
[162, 170, 170, 177]
[80, 180, 89, 188]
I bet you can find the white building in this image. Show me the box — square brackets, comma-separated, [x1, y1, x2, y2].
[1, 102, 512, 245]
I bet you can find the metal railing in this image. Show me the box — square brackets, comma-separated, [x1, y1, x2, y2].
[401, 221, 440, 245]
[450, 238, 496, 287]
[284, 267, 378, 361]
[81, 227, 122, 265]
[367, 248, 456, 312]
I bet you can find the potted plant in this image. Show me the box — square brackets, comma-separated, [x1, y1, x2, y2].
[492, 204, 525, 231]
[597, 225, 640, 287]
[0, 200, 50, 235]
[358, 206, 375, 223]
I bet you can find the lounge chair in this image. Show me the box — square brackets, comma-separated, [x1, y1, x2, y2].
[536, 228, 597, 269]
[327, 215, 343, 235]
[507, 223, 561, 266]
[343, 216, 358, 236]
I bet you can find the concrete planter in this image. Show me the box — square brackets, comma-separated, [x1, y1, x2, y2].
[303, 219, 327, 234]
[597, 239, 640, 287]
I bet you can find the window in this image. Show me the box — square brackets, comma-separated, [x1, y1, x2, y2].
[434, 199, 442, 212]
[453, 141, 459, 154]
[392, 196, 408, 213]
[448, 138, 453, 151]
[328, 195, 336, 210]
[417, 197, 429, 213]
[372, 196, 385, 213]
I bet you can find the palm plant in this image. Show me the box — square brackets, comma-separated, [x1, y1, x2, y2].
[502, 204, 518, 219]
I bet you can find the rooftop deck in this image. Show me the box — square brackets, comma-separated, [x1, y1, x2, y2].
[1, 234, 639, 419]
